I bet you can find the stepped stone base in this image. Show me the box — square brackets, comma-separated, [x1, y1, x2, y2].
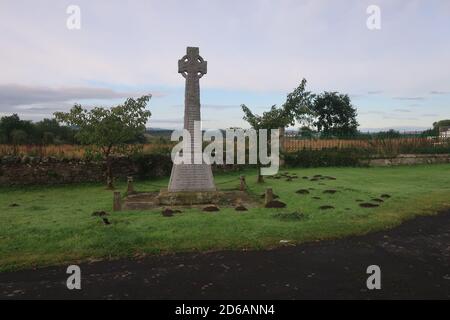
[157, 189, 221, 206]
[121, 190, 256, 210]
[168, 163, 216, 192]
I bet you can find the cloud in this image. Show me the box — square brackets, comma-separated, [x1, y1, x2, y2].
[1, 0, 449, 129]
[150, 118, 183, 124]
[0, 84, 161, 108]
[382, 115, 418, 121]
[393, 108, 411, 113]
[359, 110, 386, 115]
[393, 97, 426, 101]
[430, 91, 450, 95]
[421, 113, 439, 117]
[203, 104, 241, 110]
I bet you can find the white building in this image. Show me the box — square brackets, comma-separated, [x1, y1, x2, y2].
[439, 126, 450, 139]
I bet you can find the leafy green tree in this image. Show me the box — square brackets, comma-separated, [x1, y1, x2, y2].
[298, 126, 316, 138]
[42, 132, 55, 145]
[312, 92, 358, 137]
[434, 120, 450, 137]
[242, 79, 314, 182]
[434, 119, 450, 128]
[421, 119, 450, 137]
[10, 129, 28, 145]
[0, 114, 35, 144]
[35, 118, 76, 144]
[55, 95, 152, 189]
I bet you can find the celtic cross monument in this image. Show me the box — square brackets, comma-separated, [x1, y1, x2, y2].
[167, 47, 216, 192]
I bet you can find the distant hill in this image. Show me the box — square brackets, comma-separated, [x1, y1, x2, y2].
[146, 128, 173, 138]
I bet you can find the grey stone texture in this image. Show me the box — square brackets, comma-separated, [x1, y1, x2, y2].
[168, 47, 216, 192]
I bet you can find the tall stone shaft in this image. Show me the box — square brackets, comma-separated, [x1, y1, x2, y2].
[167, 47, 216, 192]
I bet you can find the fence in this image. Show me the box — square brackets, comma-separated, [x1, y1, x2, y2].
[282, 134, 449, 155]
[0, 142, 174, 159]
[1, 132, 449, 158]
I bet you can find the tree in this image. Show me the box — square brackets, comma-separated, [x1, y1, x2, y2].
[311, 92, 358, 137]
[55, 95, 152, 189]
[375, 129, 401, 139]
[434, 119, 450, 128]
[35, 118, 76, 144]
[298, 126, 316, 138]
[0, 114, 35, 144]
[10, 129, 28, 145]
[242, 79, 314, 182]
[42, 132, 55, 145]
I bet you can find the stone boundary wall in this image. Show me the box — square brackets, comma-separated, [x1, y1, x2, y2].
[1, 154, 449, 186]
[361, 154, 450, 166]
[0, 154, 243, 186]
[0, 156, 141, 186]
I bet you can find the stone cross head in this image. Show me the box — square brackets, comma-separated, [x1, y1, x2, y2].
[178, 47, 207, 79]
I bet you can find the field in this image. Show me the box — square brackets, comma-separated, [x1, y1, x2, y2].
[282, 136, 448, 154]
[1, 136, 448, 158]
[1, 165, 449, 272]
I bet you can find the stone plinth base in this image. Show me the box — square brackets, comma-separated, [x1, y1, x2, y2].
[157, 189, 221, 206]
[120, 190, 256, 211]
[168, 164, 216, 192]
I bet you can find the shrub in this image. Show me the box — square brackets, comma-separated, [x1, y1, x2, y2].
[132, 153, 172, 179]
[284, 148, 366, 167]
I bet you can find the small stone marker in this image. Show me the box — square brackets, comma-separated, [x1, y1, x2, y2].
[127, 176, 135, 194]
[113, 191, 122, 211]
[264, 188, 274, 205]
[239, 175, 246, 191]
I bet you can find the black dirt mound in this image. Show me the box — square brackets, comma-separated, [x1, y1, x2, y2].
[102, 217, 111, 225]
[272, 211, 306, 221]
[313, 174, 322, 178]
[312, 196, 321, 200]
[324, 176, 337, 180]
[286, 178, 292, 182]
[355, 199, 364, 202]
[319, 205, 335, 210]
[92, 211, 109, 217]
[359, 202, 379, 208]
[235, 205, 248, 211]
[302, 176, 309, 179]
[323, 189, 337, 194]
[371, 198, 384, 203]
[9, 203, 20, 207]
[310, 178, 319, 181]
[260, 193, 279, 199]
[162, 208, 181, 217]
[203, 205, 220, 212]
[296, 189, 310, 194]
[381, 194, 391, 199]
[265, 200, 287, 208]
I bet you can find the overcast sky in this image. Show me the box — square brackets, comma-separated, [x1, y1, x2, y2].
[0, 0, 449, 131]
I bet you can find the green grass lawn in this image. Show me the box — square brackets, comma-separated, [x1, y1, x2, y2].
[1, 164, 449, 272]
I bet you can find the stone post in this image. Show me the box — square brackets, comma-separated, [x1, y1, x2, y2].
[127, 176, 135, 194]
[279, 126, 285, 166]
[113, 191, 122, 212]
[239, 175, 246, 191]
[264, 188, 274, 205]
